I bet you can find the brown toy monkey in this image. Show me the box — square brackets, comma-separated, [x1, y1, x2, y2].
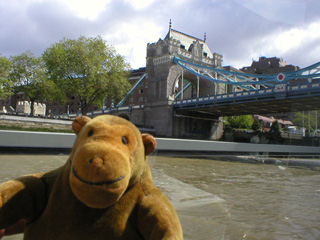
[0, 115, 183, 239]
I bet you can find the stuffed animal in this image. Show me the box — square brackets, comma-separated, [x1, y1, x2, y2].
[0, 115, 183, 239]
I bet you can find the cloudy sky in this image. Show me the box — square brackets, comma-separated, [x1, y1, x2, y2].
[0, 0, 319, 69]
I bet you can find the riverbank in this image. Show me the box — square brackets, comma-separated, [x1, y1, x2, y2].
[1, 115, 319, 168]
[0, 114, 72, 132]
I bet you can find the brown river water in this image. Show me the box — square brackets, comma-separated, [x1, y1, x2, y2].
[0, 153, 319, 240]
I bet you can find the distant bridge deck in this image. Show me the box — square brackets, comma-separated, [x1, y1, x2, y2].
[173, 82, 320, 116]
[65, 105, 145, 118]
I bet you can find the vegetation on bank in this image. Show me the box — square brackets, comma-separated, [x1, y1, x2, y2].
[225, 112, 320, 135]
[225, 115, 263, 132]
[0, 35, 131, 116]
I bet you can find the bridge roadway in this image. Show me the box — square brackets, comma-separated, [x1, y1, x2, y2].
[173, 82, 320, 117]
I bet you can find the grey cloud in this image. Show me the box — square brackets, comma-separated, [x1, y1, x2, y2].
[0, 0, 319, 70]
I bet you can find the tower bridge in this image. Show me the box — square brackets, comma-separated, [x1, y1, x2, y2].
[173, 81, 320, 117]
[72, 25, 320, 140]
[172, 56, 320, 118]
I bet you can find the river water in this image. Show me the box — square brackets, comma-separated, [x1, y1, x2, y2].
[0, 153, 319, 240]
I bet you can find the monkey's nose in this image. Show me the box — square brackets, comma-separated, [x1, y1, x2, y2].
[89, 158, 104, 165]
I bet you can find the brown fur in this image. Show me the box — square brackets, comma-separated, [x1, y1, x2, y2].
[0, 115, 183, 239]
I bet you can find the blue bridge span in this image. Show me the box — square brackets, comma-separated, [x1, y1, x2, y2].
[172, 56, 320, 117]
[173, 82, 320, 116]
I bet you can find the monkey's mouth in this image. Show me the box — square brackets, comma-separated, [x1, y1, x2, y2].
[72, 167, 124, 186]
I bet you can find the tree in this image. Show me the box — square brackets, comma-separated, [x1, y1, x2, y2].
[43, 36, 131, 115]
[293, 111, 318, 132]
[229, 115, 254, 129]
[10, 51, 51, 116]
[293, 112, 305, 128]
[0, 56, 13, 99]
[270, 120, 280, 132]
[252, 119, 261, 131]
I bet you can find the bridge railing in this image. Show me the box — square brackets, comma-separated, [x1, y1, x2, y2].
[173, 82, 320, 107]
[61, 105, 145, 118]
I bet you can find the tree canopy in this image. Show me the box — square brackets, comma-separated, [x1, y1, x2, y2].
[229, 115, 254, 129]
[9, 51, 52, 116]
[270, 120, 280, 132]
[43, 35, 131, 115]
[251, 119, 261, 131]
[293, 111, 319, 132]
[0, 56, 13, 99]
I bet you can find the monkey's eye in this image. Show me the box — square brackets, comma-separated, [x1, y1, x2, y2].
[122, 136, 128, 145]
[88, 129, 94, 137]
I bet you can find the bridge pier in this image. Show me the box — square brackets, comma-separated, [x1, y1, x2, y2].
[145, 103, 174, 137]
[209, 117, 224, 140]
[172, 114, 223, 140]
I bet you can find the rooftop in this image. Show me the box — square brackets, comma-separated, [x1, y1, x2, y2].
[164, 27, 214, 58]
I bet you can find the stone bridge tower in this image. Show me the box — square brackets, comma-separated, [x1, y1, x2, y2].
[144, 24, 223, 138]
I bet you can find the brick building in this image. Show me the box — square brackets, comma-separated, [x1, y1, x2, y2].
[240, 56, 299, 74]
[117, 67, 147, 107]
[241, 56, 301, 121]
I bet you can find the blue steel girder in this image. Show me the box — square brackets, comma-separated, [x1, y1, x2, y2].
[173, 82, 320, 116]
[117, 73, 146, 107]
[174, 81, 192, 99]
[173, 56, 320, 89]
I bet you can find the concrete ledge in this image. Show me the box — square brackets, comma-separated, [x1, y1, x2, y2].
[0, 114, 72, 125]
[0, 130, 75, 149]
[156, 138, 320, 154]
[0, 130, 319, 155]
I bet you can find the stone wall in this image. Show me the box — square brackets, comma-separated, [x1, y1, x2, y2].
[16, 101, 46, 116]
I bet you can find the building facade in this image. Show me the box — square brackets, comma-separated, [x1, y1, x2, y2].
[241, 56, 299, 74]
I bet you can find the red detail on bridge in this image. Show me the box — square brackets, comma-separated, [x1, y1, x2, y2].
[277, 73, 285, 81]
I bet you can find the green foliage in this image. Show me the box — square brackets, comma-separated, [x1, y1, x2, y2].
[0, 56, 13, 98]
[252, 119, 261, 131]
[293, 111, 319, 132]
[293, 112, 304, 127]
[9, 51, 54, 115]
[270, 120, 280, 132]
[229, 115, 254, 129]
[224, 117, 230, 126]
[43, 35, 131, 115]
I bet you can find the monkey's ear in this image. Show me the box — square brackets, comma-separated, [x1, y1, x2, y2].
[72, 116, 91, 135]
[142, 134, 156, 155]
